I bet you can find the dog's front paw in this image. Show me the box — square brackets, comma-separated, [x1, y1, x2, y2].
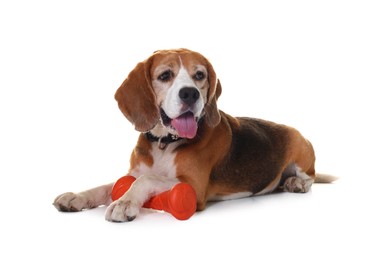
[105, 199, 140, 222]
[53, 192, 91, 212]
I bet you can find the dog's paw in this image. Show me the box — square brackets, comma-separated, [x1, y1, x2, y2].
[105, 199, 140, 222]
[283, 177, 313, 193]
[53, 192, 91, 212]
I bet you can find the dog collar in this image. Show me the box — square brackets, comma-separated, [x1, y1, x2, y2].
[144, 132, 182, 150]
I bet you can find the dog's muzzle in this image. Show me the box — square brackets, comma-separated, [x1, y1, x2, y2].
[160, 109, 199, 139]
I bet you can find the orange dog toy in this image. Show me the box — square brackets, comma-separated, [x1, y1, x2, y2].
[111, 176, 197, 220]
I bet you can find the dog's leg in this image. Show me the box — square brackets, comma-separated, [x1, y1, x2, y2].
[281, 164, 314, 193]
[281, 128, 317, 193]
[105, 175, 179, 222]
[283, 170, 314, 193]
[283, 176, 314, 193]
[53, 183, 114, 212]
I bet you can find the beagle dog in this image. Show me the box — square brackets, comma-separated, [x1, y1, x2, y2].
[53, 48, 335, 222]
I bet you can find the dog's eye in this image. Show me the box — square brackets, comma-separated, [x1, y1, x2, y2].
[158, 70, 173, 82]
[193, 71, 205, 81]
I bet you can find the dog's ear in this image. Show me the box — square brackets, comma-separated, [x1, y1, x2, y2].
[115, 59, 159, 132]
[204, 61, 222, 128]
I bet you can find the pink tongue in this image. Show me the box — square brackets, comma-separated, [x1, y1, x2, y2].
[171, 113, 198, 139]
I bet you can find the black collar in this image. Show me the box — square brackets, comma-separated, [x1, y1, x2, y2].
[144, 132, 182, 149]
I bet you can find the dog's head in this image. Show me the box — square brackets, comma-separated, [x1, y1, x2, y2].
[115, 49, 222, 139]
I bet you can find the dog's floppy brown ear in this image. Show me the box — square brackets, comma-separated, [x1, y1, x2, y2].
[115, 60, 159, 132]
[204, 61, 222, 127]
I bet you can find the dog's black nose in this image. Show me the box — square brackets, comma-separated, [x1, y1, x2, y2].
[179, 87, 200, 106]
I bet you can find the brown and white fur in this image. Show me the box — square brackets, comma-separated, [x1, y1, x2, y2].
[53, 48, 336, 222]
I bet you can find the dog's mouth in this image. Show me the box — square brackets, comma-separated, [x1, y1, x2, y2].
[160, 109, 198, 139]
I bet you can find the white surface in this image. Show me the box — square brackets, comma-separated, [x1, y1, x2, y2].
[1, 1, 386, 259]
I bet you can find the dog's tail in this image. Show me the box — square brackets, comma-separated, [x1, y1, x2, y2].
[314, 173, 339, 183]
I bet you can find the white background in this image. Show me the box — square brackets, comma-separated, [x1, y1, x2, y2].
[1, 0, 386, 259]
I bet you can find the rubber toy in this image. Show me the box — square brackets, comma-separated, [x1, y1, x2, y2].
[111, 176, 197, 220]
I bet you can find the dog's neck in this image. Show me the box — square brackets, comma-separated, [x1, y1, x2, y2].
[146, 123, 182, 150]
[144, 131, 182, 150]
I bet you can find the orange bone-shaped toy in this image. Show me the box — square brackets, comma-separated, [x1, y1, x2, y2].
[111, 176, 197, 220]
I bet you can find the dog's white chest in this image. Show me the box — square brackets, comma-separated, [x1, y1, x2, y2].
[131, 143, 177, 179]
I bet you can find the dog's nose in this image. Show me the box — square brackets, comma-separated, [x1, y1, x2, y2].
[179, 87, 200, 106]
